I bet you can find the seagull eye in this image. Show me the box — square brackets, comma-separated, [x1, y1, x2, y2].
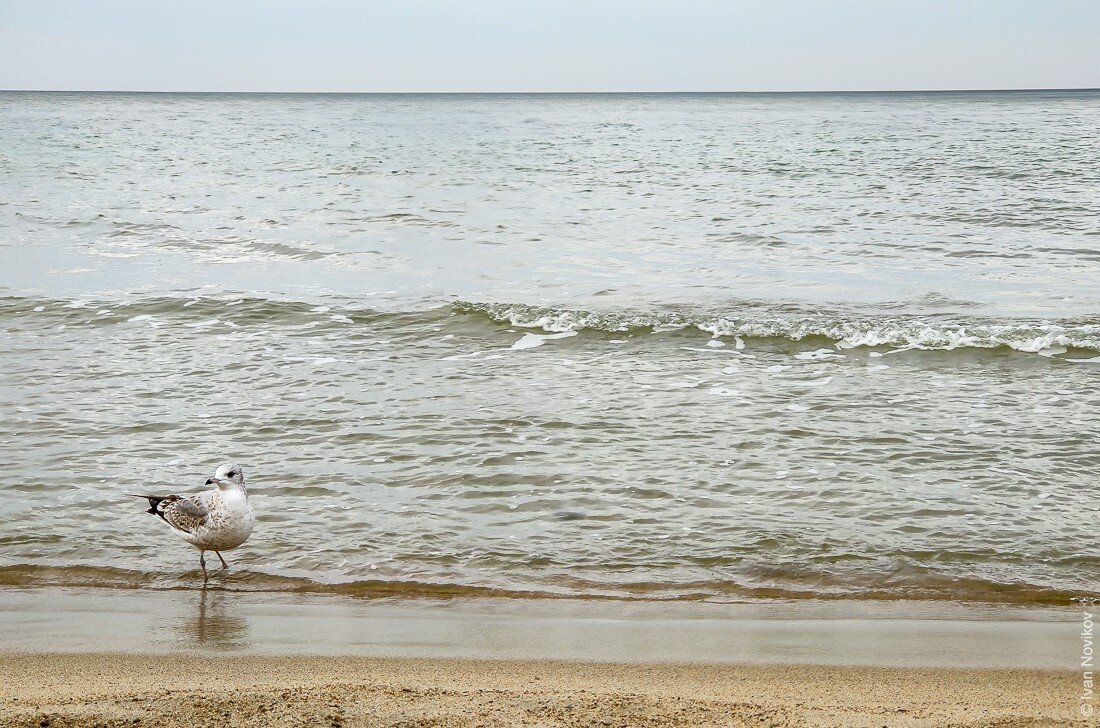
[227, 471, 236, 477]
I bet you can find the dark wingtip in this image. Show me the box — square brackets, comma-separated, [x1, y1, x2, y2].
[126, 494, 166, 517]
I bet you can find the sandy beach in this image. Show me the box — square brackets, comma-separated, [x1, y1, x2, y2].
[0, 653, 1085, 728]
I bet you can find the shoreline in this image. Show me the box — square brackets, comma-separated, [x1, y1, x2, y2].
[0, 586, 1084, 668]
[0, 563, 1088, 606]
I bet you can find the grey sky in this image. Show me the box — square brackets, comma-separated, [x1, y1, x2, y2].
[2, 1, 1097, 92]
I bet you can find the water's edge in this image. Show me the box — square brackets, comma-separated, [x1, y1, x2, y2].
[0, 586, 1082, 668]
[0, 565, 1090, 606]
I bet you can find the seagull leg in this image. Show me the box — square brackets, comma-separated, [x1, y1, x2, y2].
[215, 551, 229, 570]
[199, 551, 208, 582]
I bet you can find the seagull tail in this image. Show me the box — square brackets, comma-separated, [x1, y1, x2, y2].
[126, 494, 170, 517]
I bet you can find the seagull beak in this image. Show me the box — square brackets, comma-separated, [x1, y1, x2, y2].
[205, 478, 214, 485]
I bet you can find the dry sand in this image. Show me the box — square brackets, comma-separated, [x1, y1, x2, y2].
[0, 653, 1085, 727]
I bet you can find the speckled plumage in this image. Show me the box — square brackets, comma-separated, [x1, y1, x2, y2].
[130, 463, 255, 579]
[157, 494, 209, 535]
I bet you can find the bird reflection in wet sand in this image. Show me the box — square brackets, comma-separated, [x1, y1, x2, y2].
[180, 589, 250, 651]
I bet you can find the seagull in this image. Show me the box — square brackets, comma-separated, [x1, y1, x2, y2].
[129, 463, 255, 581]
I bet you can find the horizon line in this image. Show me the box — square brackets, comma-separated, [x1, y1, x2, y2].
[2, 86, 1098, 95]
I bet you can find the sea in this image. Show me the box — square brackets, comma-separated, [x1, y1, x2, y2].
[1, 90, 1097, 604]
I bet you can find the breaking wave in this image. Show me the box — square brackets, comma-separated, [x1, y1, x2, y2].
[455, 301, 1100, 355]
[3, 294, 1098, 356]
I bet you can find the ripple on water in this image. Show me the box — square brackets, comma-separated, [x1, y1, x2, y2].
[2, 92, 1099, 603]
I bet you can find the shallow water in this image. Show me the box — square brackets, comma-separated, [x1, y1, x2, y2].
[0, 588, 1078, 667]
[1, 91, 1098, 603]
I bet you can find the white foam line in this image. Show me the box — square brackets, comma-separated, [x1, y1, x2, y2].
[511, 331, 578, 350]
[679, 347, 755, 358]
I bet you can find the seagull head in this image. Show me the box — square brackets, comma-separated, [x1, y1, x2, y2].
[206, 463, 245, 490]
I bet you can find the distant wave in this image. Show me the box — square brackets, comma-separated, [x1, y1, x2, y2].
[3, 294, 1098, 356]
[0, 294, 427, 328]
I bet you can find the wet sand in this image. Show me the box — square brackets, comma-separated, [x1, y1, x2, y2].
[0, 653, 1083, 727]
[0, 588, 1080, 667]
[0, 588, 1089, 726]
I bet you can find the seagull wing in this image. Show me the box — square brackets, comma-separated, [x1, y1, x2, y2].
[160, 495, 210, 533]
[127, 492, 211, 533]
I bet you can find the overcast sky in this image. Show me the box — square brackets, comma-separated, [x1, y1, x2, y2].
[2, 0, 1098, 92]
